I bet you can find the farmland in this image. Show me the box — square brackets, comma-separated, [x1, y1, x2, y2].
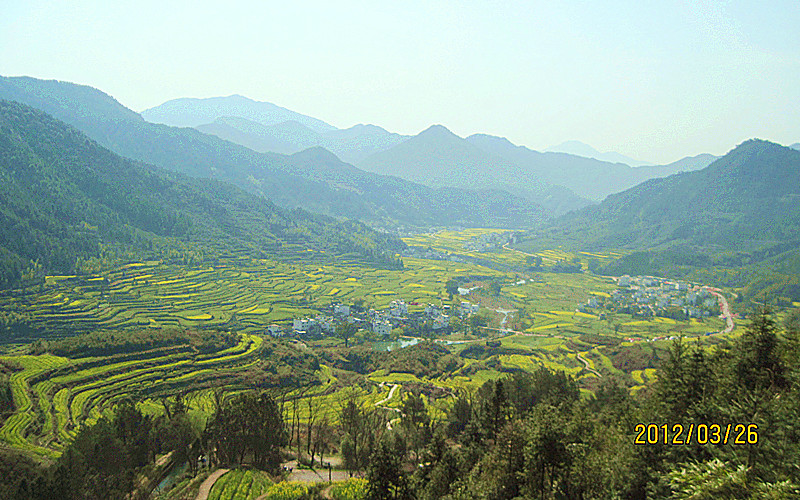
[0, 229, 745, 461]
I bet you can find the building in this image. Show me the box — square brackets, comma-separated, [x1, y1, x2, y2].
[267, 324, 284, 337]
[334, 304, 350, 317]
[433, 314, 450, 330]
[618, 275, 632, 287]
[389, 300, 407, 318]
[373, 319, 392, 336]
[316, 316, 334, 333]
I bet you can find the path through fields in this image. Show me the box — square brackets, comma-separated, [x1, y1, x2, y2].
[705, 288, 735, 334]
[576, 353, 601, 377]
[195, 468, 229, 500]
[375, 382, 401, 430]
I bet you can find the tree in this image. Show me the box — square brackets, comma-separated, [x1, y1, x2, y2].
[734, 306, 785, 392]
[205, 392, 287, 472]
[366, 437, 409, 500]
[445, 279, 460, 298]
[336, 320, 357, 348]
[400, 390, 431, 461]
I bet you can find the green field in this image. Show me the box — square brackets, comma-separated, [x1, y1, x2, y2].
[0, 229, 749, 460]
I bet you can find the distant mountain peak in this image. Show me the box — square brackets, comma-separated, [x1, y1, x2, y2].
[467, 133, 518, 150]
[546, 140, 651, 167]
[547, 140, 601, 157]
[141, 95, 336, 132]
[419, 124, 458, 138]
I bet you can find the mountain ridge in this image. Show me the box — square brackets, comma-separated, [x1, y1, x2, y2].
[545, 139, 651, 166]
[141, 94, 335, 132]
[537, 139, 800, 251]
[0, 100, 406, 286]
[0, 76, 542, 229]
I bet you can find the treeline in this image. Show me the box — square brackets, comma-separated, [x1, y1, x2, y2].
[0, 100, 405, 288]
[355, 307, 800, 499]
[29, 329, 239, 358]
[0, 391, 288, 500]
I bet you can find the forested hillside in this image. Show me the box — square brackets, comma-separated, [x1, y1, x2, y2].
[546, 139, 800, 250]
[0, 101, 405, 287]
[0, 76, 543, 228]
[515, 139, 800, 302]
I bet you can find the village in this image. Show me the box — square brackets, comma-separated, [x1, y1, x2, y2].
[578, 274, 721, 322]
[268, 298, 481, 340]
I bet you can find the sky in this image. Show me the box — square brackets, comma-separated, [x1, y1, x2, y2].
[1, 0, 799, 164]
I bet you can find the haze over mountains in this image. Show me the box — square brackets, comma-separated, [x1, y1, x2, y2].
[541, 139, 800, 251]
[0, 100, 405, 285]
[1, 75, 797, 266]
[545, 140, 652, 167]
[142, 95, 336, 132]
[146, 94, 720, 205]
[0, 76, 542, 229]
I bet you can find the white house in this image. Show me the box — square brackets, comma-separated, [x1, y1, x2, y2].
[334, 304, 350, 317]
[425, 304, 439, 316]
[618, 275, 632, 287]
[267, 324, 284, 337]
[389, 300, 407, 318]
[432, 314, 450, 330]
[316, 316, 334, 333]
[373, 319, 392, 336]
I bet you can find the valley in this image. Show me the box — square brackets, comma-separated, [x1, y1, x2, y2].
[0, 229, 744, 466]
[0, 73, 797, 498]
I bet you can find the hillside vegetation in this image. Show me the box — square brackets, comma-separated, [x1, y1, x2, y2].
[0, 100, 404, 287]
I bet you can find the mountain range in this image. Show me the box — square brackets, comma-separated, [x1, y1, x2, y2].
[0, 100, 404, 286]
[153, 95, 719, 204]
[0, 76, 543, 229]
[536, 139, 800, 251]
[2, 75, 797, 273]
[141, 94, 336, 132]
[545, 140, 651, 166]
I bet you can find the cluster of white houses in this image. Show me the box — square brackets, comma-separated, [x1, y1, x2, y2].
[269, 298, 482, 339]
[462, 231, 518, 252]
[578, 275, 720, 319]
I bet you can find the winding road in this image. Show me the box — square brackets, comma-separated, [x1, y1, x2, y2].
[375, 382, 401, 430]
[705, 288, 735, 334]
[195, 468, 229, 500]
[576, 352, 601, 377]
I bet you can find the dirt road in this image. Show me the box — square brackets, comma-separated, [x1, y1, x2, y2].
[195, 468, 229, 500]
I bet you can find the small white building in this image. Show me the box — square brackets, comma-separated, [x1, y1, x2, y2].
[618, 275, 632, 287]
[425, 304, 439, 317]
[389, 300, 407, 318]
[267, 324, 284, 337]
[334, 304, 350, 317]
[460, 301, 480, 315]
[433, 314, 450, 330]
[373, 319, 392, 336]
[676, 282, 689, 291]
[316, 316, 334, 333]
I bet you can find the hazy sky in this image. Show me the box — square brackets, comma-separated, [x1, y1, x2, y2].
[2, 0, 799, 163]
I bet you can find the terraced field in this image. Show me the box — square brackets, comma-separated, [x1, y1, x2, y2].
[0, 230, 743, 461]
[0, 333, 265, 457]
[1, 255, 507, 340]
[207, 469, 273, 500]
